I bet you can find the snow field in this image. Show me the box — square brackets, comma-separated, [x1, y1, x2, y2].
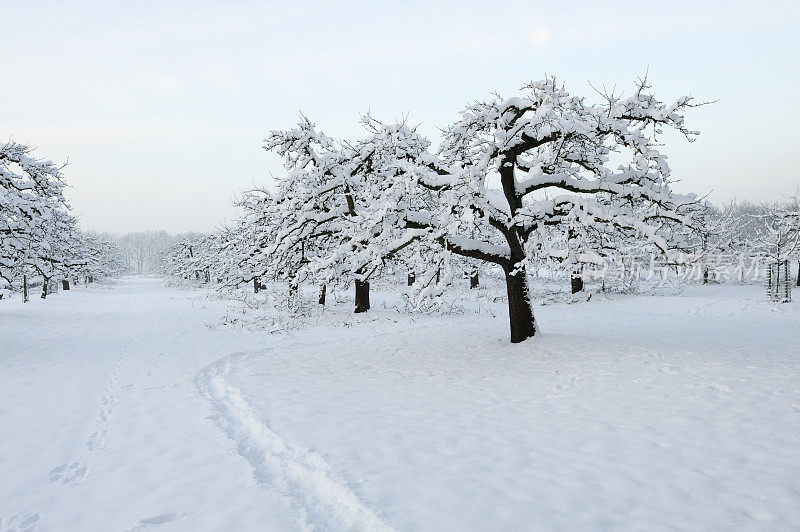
[223, 287, 800, 530]
[1, 279, 301, 531]
[1, 278, 799, 530]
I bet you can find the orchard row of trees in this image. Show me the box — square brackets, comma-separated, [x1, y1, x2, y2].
[157, 77, 798, 342]
[0, 139, 196, 301]
[162, 76, 723, 343]
[1, 141, 126, 301]
[161, 191, 800, 309]
[696, 198, 800, 284]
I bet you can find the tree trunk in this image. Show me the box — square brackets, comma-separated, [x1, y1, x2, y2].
[407, 272, 415, 286]
[354, 279, 370, 313]
[23, 275, 29, 303]
[318, 284, 326, 305]
[253, 277, 259, 294]
[702, 266, 709, 285]
[470, 270, 479, 289]
[41, 278, 48, 299]
[796, 261, 800, 287]
[436, 269, 440, 284]
[504, 268, 537, 343]
[571, 274, 583, 294]
[62, 279, 70, 291]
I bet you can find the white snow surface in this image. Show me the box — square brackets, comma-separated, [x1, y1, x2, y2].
[1, 277, 799, 531]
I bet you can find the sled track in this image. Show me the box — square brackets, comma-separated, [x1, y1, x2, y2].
[196, 352, 394, 532]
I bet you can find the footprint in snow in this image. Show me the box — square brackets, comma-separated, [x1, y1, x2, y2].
[127, 513, 188, 530]
[48, 462, 88, 485]
[99, 409, 113, 422]
[87, 430, 108, 451]
[0, 512, 40, 531]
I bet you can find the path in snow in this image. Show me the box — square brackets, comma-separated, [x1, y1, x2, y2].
[196, 351, 394, 531]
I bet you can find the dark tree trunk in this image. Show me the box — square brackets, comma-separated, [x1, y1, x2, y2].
[253, 278, 259, 294]
[469, 270, 479, 289]
[571, 274, 584, 294]
[354, 279, 370, 313]
[62, 279, 70, 291]
[23, 275, 29, 303]
[88, 276, 93, 283]
[41, 278, 48, 299]
[796, 261, 800, 287]
[702, 266, 709, 285]
[567, 229, 582, 294]
[408, 272, 415, 286]
[318, 284, 326, 305]
[504, 268, 537, 343]
[436, 269, 441, 284]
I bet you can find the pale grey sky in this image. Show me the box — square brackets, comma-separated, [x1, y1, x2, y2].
[3, 0, 798, 233]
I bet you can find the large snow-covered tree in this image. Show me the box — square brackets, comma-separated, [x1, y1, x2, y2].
[263, 77, 703, 342]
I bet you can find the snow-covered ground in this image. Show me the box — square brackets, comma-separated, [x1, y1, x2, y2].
[1, 278, 799, 531]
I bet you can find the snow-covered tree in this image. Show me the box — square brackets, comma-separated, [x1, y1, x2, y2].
[263, 77, 702, 342]
[749, 196, 800, 284]
[0, 140, 87, 298]
[678, 201, 752, 284]
[161, 233, 220, 283]
[261, 117, 435, 311]
[73, 231, 128, 283]
[212, 188, 296, 293]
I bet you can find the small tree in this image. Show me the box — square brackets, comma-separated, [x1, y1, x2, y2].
[262, 117, 433, 312]
[750, 198, 800, 287]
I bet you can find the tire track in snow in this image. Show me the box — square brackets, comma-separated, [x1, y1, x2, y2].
[196, 351, 394, 532]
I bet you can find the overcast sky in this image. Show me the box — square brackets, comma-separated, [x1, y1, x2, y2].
[3, 0, 799, 234]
